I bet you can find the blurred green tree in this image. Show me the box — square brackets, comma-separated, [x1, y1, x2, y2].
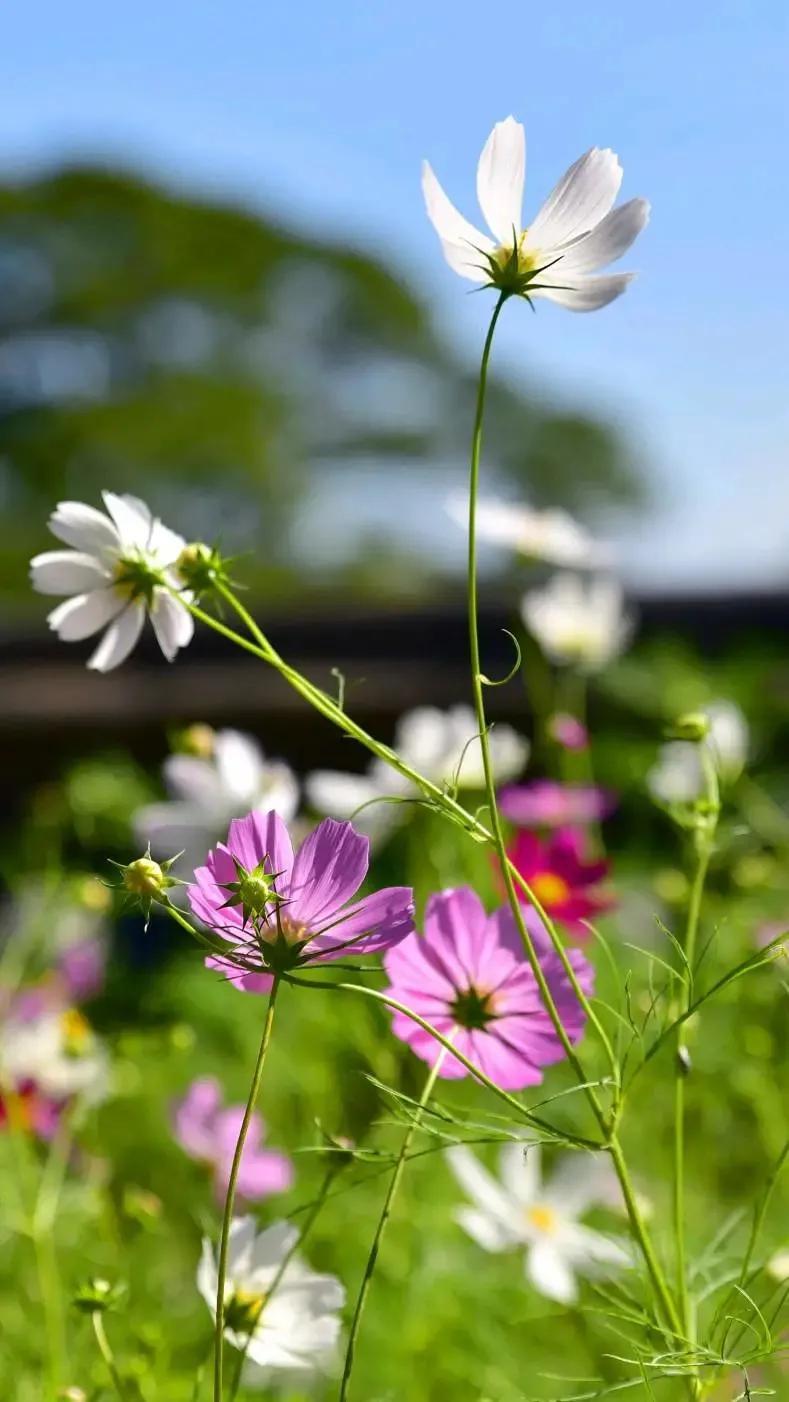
[0, 165, 641, 609]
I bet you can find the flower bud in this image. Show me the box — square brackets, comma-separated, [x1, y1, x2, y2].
[176, 542, 225, 593]
[666, 712, 710, 743]
[173, 723, 215, 758]
[123, 856, 168, 900]
[73, 1277, 126, 1314]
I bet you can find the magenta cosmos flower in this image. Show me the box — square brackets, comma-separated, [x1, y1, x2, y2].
[189, 811, 415, 992]
[173, 1076, 293, 1203]
[499, 781, 615, 829]
[507, 828, 614, 937]
[382, 887, 593, 1091]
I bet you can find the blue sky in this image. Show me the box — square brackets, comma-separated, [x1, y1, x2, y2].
[2, 1, 788, 588]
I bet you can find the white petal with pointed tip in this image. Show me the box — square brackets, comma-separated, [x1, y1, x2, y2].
[87, 601, 146, 671]
[30, 550, 112, 595]
[421, 161, 493, 283]
[476, 116, 525, 245]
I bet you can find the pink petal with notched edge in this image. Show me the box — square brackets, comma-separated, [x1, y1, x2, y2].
[309, 885, 415, 959]
[286, 819, 368, 927]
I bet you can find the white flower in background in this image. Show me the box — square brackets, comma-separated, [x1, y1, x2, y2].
[423, 115, 649, 311]
[134, 728, 299, 879]
[0, 1004, 109, 1104]
[446, 493, 610, 569]
[30, 491, 193, 671]
[447, 1143, 630, 1304]
[198, 1217, 344, 1381]
[647, 700, 749, 805]
[306, 704, 529, 843]
[521, 573, 633, 671]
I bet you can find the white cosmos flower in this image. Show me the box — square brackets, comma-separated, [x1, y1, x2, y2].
[647, 700, 749, 805]
[198, 1217, 344, 1382]
[134, 728, 299, 879]
[447, 1143, 630, 1304]
[446, 493, 610, 569]
[521, 573, 633, 671]
[306, 704, 529, 844]
[30, 491, 193, 671]
[0, 1004, 109, 1104]
[423, 116, 649, 310]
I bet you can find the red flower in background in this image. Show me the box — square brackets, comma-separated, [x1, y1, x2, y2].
[507, 828, 615, 937]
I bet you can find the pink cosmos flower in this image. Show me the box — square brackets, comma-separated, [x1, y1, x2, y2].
[382, 887, 593, 1091]
[507, 828, 614, 937]
[189, 811, 415, 993]
[173, 1076, 293, 1204]
[499, 781, 615, 829]
[547, 713, 589, 751]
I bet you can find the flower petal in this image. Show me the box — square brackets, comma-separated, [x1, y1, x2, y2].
[455, 1205, 519, 1253]
[528, 148, 622, 251]
[558, 198, 650, 275]
[287, 818, 368, 928]
[309, 885, 414, 959]
[421, 160, 494, 283]
[86, 600, 146, 671]
[421, 886, 490, 986]
[530, 272, 634, 312]
[476, 116, 526, 245]
[102, 491, 154, 550]
[150, 588, 194, 661]
[30, 550, 112, 595]
[48, 500, 120, 555]
[526, 1239, 578, 1303]
[47, 589, 125, 641]
[499, 1141, 541, 1206]
[446, 1145, 515, 1222]
[226, 811, 295, 888]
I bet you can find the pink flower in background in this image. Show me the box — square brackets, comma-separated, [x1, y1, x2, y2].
[58, 937, 106, 1002]
[382, 887, 593, 1091]
[547, 713, 589, 751]
[0, 1082, 62, 1141]
[173, 1077, 293, 1204]
[500, 781, 615, 830]
[507, 828, 614, 936]
[189, 811, 415, 993]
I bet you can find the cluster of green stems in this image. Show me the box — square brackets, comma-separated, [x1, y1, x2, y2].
[165, 292, 721, 1399]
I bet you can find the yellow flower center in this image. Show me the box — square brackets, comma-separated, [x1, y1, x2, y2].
[226, 1287, 267, 1333]
[526, 1203, 559, 1235]
[531, 872, 570, 907]
[60, 1008, 91, 1055]
[493, 229, 538, 276]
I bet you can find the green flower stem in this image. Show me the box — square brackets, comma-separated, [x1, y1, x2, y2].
[338, 1048, 447, 1401]
[673, 831, 714, 1340]
[463, 294, 680, 1340]
[214, 977, 280, 1402]
[91, 1310, 129, 1400]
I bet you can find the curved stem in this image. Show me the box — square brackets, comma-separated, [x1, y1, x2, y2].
[214, 977, 280, 1402]
[338, 1049, 447, 1400]
[92, 1311, 129, 1400]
